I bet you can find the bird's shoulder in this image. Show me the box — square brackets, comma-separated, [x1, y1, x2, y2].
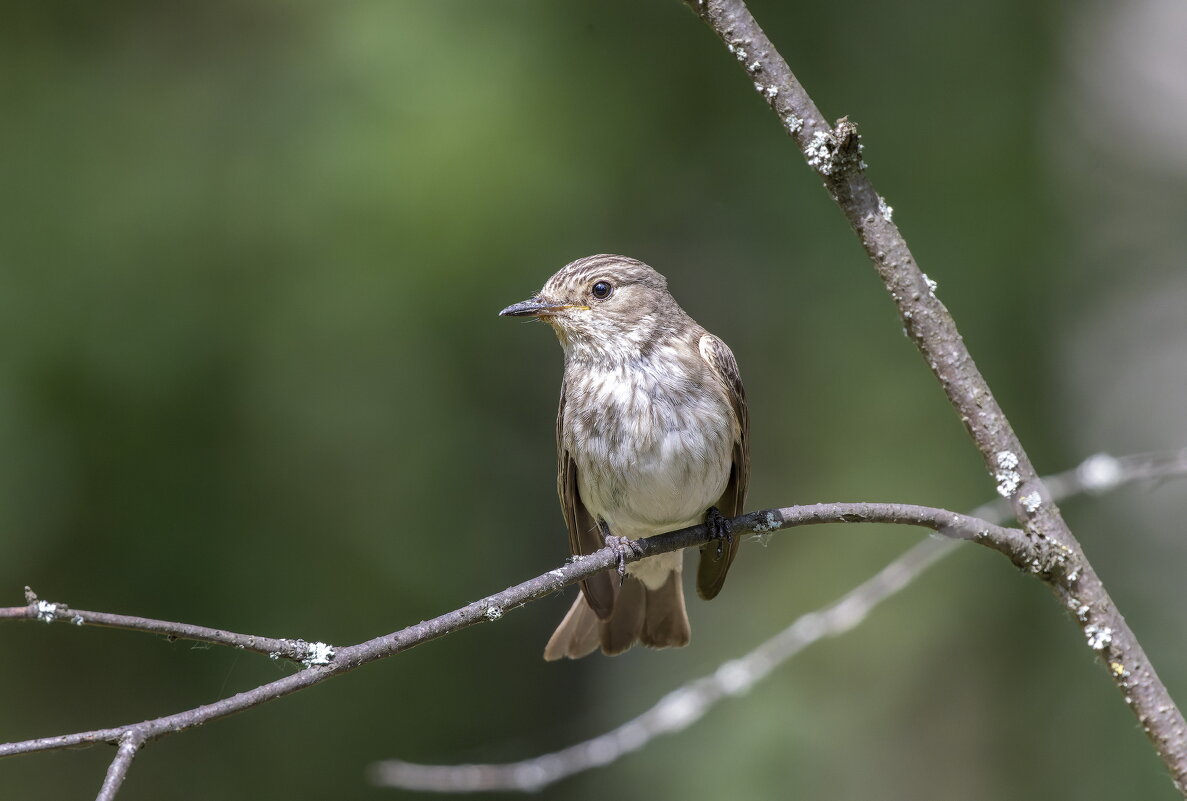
[697, 332, 745, 402]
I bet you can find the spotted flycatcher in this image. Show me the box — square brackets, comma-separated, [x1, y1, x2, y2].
[500, 255, 749, 659]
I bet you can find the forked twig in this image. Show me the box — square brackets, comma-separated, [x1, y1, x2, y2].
[370, 450, 1187, 792]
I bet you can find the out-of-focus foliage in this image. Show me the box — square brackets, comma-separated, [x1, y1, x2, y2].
[1, 1, 1184, 799]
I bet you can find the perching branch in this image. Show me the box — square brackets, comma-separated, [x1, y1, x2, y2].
[5, 452, 1183, 797]
[369, 448, 1187, 793]
[0, 500, 1022, 767]
[1, 447, 1181, 801]
[681, 0, 1187, 793]
[373, 540, 955, 794]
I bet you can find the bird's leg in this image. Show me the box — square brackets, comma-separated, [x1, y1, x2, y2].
[704, 506, 733, 558]
[599, 519, 644, 582]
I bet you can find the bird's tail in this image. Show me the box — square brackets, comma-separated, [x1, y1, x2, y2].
[543, 572, 690, 660]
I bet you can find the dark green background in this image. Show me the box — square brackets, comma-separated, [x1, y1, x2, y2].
[3, 2, 1184, 799]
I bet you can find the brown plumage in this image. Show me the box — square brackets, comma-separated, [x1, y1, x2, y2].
[500, 255, 749, 659]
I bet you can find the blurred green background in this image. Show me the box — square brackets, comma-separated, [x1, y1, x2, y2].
[3, 1, 1186, 799]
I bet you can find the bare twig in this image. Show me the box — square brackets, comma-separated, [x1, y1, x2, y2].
[4, 450, 1182, 798]
[95, 730, 144, 801]
[0, 593, 326, 665]
[682, 0, 1187, 793]
[370, 448, 1187, 792]
[370, 539, 955, 793]
[0, 501, 1016, 765]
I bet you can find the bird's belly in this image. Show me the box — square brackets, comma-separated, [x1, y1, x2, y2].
[577, 429, 730, 591]
[565, 359, 736, 591]
[576, 425, 732, 539]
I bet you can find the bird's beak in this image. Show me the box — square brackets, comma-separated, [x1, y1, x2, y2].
[499, 296, 588, 317]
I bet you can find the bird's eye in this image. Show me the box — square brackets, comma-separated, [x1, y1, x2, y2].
[591, 280, 613, 300]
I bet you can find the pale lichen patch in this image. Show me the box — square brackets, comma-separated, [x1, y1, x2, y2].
[1021, 491, 1042, 513]
[805, 131, 835, 175]
[1085, 624, 1113, 651]
[994, 451, 1021, 498]
[302, 641, 335, 667]
[749, 510, 780, 546]
[35, 600, 59, 623]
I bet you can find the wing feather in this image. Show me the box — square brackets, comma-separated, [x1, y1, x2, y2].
[557, 378, 616, 619]
[695, 334, 750, 600]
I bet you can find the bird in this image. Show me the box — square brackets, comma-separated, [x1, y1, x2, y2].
[499, 254, 749, 659]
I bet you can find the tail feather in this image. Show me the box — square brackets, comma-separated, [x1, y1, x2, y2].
[543, 594, 601, 660]
[543, 572, 690, 660]
[641, 571, 690, 648]
[601, 577, 646, 655]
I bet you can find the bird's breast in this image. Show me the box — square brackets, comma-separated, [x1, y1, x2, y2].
[563, 355, 735, 537]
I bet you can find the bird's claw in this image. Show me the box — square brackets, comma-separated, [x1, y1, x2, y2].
[705, 506, 733, 559]
[603, 534, 645, 583]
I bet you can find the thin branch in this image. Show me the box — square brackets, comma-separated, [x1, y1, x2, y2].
[682, 0, 1187, 793]
[95, 730, 144, 801]
[370, 539, 955, 793]
[0, 501, 1017, 763]
[3, 451, 1182, 797]
[369, 448, 1187, 792]
[0, 592, 325, 665]
[4, 450, 1177, 797]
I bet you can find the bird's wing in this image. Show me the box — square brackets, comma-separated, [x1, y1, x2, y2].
[696, 333, 750, 601]
[557, 377, 616, 619]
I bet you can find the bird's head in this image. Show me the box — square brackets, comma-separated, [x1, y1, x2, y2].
[499, 255, 683, 355]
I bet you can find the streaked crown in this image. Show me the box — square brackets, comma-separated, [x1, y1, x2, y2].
[540, 254, 668, 299]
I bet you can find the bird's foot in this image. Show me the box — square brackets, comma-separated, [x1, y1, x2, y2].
[603, 534, 645, 581]
[705, 506, 733, 558]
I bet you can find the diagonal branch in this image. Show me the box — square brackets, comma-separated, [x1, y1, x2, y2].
[682, 0, 1187, 793]
[369, 448, 1187, 793]
[95, 730, 144, 801]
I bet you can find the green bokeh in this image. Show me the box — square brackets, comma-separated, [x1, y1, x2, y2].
[1, 2, 1182, 800]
